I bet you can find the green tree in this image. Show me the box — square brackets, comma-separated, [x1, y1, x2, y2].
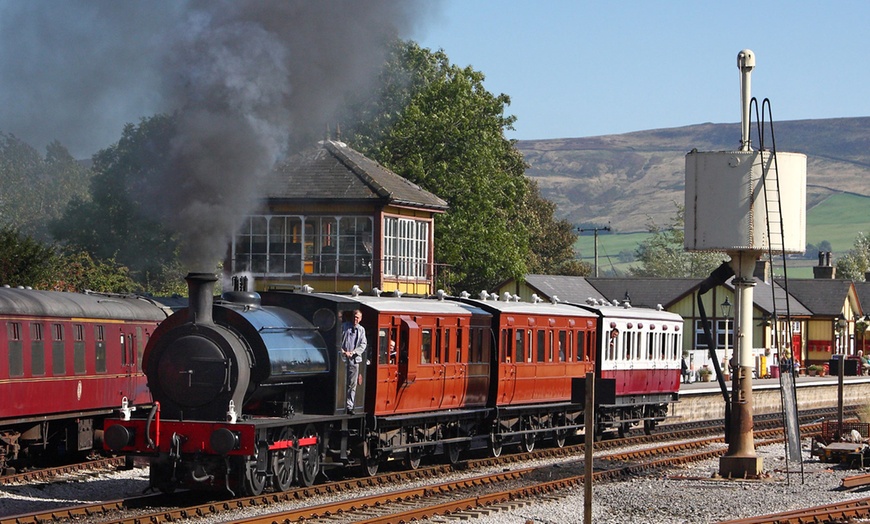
[0, 226, 137, 292]
[836, 232, 870, 282]
[0, 133, 90, 241]
[50, 115, 181, 292]
[342, 41, 580, 291]
[51, 250, 139, 293]
[0, 226, 60, 287]
[630, 205, 725, 278]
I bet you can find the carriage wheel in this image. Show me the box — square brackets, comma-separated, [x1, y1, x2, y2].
[297, 425, 320, 487]
[617, 422, 631, 438]
[363, 438, 382, 477]
[405, 446, 422, 470]
[271, 428, 295, 492]
[446, 442, 461, 465]
[489, 434, 503, 458]
[643, 419, 656, 436]
[364, 453, 381, 476]
[554, 429, 568, 448]
[522, 432, 536, 453]
[241, 450, 267, 496]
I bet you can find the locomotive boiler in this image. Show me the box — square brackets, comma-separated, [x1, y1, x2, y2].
[141, 272, 330, 421]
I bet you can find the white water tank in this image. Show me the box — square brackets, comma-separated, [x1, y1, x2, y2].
[684, 149, 806, 253]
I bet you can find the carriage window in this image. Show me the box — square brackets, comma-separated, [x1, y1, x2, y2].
[537, 330, 546, 362]
[477, 328, 486, 362]
[379, 329, 398, 365]
[52, 323, 65, 375]
[71, 324, 85, 374]
[95, 341, 106, 373]
[456, 328, 463, 362]
[443, 328, 450, 363]
[515, 329, 525, 363]
[622, 331, 632, 360]
[469, 328, 480, 363]
[635, 332, 642, 359]
[8, 322, 23, 377]
[608, 328, 619, 360]
[93, 326, 106, 374]
[29, 323, 45, 377]
[548, 331, 555, 362]
[434, 330, 442, 363]
[421, 329, 432, 364]
[647, 332, 655, 360]
[135, 327, 145, 369]
[558, 331, 567, 362]
[576, 330, 585, 361]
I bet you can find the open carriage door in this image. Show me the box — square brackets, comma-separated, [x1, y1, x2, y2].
[398, 317, 419, 386]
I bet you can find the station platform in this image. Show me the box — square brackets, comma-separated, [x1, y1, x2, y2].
[667, 374, 870, 425]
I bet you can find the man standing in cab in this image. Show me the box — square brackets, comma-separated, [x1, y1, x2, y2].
[341, 309, 367, 413]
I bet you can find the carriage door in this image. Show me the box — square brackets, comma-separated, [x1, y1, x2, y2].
[374, 325, 400, 414]
[498, 326, 519, 405]
[440, 319, 465, 409]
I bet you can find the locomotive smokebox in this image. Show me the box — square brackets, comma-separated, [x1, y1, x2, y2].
[185, 272, 217, 325]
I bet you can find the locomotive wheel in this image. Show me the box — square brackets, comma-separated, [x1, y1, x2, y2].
[241, 451, 267, 496]
[150, 460, 177, 494]
[297, 425, 320, 487]
[522, 432, 536, 453]
[271, 428, 295, 491]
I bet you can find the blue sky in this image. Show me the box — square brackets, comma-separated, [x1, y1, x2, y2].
[412, 1, 870, 140]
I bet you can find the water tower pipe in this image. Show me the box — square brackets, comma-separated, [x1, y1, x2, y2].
[738, 49, 755, 152]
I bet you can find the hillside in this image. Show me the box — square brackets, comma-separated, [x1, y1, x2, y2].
[517, 117, 870, 233]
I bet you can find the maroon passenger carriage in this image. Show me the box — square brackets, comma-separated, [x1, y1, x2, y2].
[458, 291, 597, 455]
[0, 285, 170, 473]
[572, 298, 683, 438]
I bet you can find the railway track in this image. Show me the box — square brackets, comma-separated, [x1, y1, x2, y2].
[1, 420, 822, 524]
[0, 457, 127, 486]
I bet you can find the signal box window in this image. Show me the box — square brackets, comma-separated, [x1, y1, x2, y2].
[233, 214, 373, 277]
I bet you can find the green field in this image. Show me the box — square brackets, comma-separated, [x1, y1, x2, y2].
[574, 193, 870, 277]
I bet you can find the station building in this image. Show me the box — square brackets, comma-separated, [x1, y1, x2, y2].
[226, 140, 448, 295]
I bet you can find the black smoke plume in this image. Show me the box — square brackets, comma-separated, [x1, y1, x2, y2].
[0, 0, 430, 271]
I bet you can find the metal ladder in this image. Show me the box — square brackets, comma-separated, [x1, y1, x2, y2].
[754, 97, 804, 481]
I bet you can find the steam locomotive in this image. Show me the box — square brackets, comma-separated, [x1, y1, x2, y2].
[0, 286, 172, 474]
[104, 273, 683, 496]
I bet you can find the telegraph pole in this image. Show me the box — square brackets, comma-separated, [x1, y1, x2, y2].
[578, 226, 611, 277]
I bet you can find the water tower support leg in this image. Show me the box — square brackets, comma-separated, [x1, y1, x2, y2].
[719, 251, 764, 478]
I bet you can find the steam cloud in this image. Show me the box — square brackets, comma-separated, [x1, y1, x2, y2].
[0, 0, 430, 271]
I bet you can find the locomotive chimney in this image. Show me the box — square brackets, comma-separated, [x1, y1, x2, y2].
[185, 272, 217, 325]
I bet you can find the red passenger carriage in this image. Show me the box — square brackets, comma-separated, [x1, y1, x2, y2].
[0, 287, 170, 473]
[460, 292, 597, 454]
[573, 299, 683, 437]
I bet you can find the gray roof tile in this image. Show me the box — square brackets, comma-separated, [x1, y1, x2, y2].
[266, 140, 448, 210]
